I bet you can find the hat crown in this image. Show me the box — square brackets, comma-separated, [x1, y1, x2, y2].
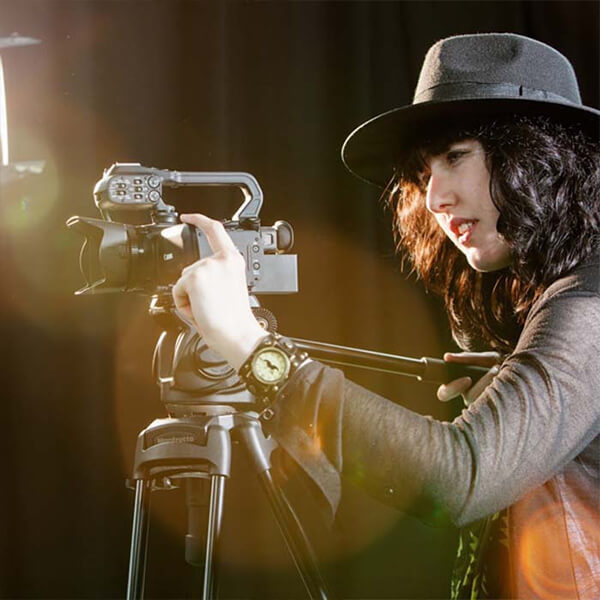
[341, 33, 598, 187]
[414, 33, 581, 105]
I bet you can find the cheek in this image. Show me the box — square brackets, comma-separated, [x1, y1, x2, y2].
[472, 239, 512, 271]
[493, 240, 512, 265]
[433, 213, 450, 236]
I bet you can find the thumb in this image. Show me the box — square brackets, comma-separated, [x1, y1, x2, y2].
[437, 376, 473, 402]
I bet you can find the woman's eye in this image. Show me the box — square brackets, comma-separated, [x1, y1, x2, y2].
[446, 150, 467, 164]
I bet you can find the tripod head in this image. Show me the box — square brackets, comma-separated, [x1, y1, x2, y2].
[152, 309, 263, 417]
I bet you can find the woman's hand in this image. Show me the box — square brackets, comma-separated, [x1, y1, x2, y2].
[436, 351, 503, 406]
[172, 214, 268, 371]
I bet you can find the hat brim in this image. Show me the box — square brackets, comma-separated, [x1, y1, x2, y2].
[341, 97, 600, 188]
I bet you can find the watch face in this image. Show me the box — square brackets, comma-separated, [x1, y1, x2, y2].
[252, 347, 290, 385]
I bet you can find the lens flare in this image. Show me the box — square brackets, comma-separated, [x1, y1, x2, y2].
[518, 499, 600, 599]
[111, 221, 444, 569]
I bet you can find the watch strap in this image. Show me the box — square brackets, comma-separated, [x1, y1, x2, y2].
[238, 332, 308, 406]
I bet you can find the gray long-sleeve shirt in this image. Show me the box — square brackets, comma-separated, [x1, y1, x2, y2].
[268, 259, 600, 598]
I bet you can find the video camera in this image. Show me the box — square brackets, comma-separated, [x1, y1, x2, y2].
[66, 163, 297, 300]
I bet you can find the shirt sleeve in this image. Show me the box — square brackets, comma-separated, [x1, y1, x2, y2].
[268, 284, 600, 527]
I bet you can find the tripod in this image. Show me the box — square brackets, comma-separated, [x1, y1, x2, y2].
[125, 314, 331, 600]
[125, 306, 488, 599]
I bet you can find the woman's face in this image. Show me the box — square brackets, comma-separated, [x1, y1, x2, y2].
[425, 139, 511, 272]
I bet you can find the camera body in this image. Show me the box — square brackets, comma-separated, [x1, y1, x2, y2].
[67, 163, 297, 297]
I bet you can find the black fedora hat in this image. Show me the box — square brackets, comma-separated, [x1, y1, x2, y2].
[342, 33, 600, 187]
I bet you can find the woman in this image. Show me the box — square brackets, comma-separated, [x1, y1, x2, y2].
[173, 34, 599, 599]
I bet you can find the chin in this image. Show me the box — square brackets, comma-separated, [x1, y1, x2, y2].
[466, 249, 512, 272]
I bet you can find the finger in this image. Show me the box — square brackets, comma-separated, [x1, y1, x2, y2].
[443, 351, 501, 362]
[463, 366, 499, 405]
[181, 258, 204, 277]
[180, 213, 237, 255]
[172, 275, 201, 330]
[172, 275, 192, 312]
[174, 305, 199, 330]
[437, 376, 472, 402]
[443, 351, 502, 367]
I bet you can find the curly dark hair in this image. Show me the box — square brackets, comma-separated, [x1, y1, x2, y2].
[388, 115, 600, 353]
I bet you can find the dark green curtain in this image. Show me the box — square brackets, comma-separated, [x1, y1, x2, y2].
[0, 1, 597, 597]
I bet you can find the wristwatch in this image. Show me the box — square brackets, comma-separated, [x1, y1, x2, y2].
[238, 333, 308, 406]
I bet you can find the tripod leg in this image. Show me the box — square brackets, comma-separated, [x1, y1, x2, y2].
[259, 469, 330, 600]
[127, 479, 152, 600]
[203, 474, 226, 600]
[238, 419, 331, 599]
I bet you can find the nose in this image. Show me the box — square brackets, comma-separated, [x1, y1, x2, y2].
[426, 169, 457, 214]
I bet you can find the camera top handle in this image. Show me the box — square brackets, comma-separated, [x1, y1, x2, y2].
[93, 163, 263, 223]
